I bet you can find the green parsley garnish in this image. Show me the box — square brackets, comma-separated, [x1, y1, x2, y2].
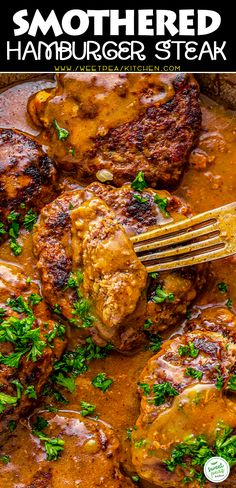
[64, 271, 83, 290]
[134, 439, 146, 448]
[28, 293, 42, 306]
[178, 342, 199, 359]
[165, 424, 236, 483]
[226, 297, 233, 309]
[0, 455, 10, 464]
[0, 222, 6, 236]
[53, 372, 75, 393]
[131, 475, 140, 483]
[69, 148, 76, 156]
[8, 420, 16, 432]
[152, 382, 179, 406]
[25, 385, 37, 399]
[80, 401, 96, 417]
[36, 431, 65, 461]
[228, 374, 236, 391]
[143, 319, 153, 330]
[92, 373, 113, 392]
[139, 383, 150, 396]
[71, 296, 94, 328]
[152, 285, 175, 304]
[7, 211, 22, 256]
[53, 304, 62, 315]
[133, 193, 149, 204]
[150, 272, 159, 279]
[11, 379, 23, 399]
[218, 282, 228, 293]
[154, 194, 170, 218]
[185, 367, 203, 381]
[23, 209, 38, 231]
[33, 416, 49, 432]
[131, 172, 148, 192]
[0, 392, 18, 413]
[53, 119, 69, 141]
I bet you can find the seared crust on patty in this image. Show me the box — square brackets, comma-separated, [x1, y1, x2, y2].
[0, 128, 57, 226]
[29, 73, 201, 188]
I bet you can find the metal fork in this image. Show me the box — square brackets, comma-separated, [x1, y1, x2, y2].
[130, 202, 236, 272]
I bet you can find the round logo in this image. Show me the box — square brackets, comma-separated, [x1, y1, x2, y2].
[204, 457, 230, 483]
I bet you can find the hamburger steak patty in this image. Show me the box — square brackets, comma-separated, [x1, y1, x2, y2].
[132, 308, 236, 487]
[1, 411, 135, 487]
[28, 73, 201, 187]
[33, 183, 207, 350]
[0, 128, 57, 228]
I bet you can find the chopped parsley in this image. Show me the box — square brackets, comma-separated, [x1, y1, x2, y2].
[185, 367, 203, 381]
[139, 383, 150, 396]
[165, 424, 236, 484]
[131, 475, 140, 483]
[154, 194, 170, 218]
[33, 416, 49, 432]
[80, 401, 96, 417]
[150, 272, 159, 279]
[0, 295, 47, 369]
[53, 372, 75, 393]
[147, 332, 162, 353]
[227, 374, 236, 391]
[23, 209, 38, 231]
[216, 374, 224, 390]
[28, 293, 42, 306]
[45, 338, 113, 403]
[45, 323, 65, 343]
[0, 392, 18, 413]
[133, 193, 149, 204]
[64, 270, 83, 290]
[53, 119, 69, 141]
[143, 319, 153, 330]
[36, 432, 65, 461]
[218, 282, 228, 293]
[8, 420, 16, 432]
[178, 342, 199, 359]
[7, 211, 22, 256]
[226, 297, 233, 309]
[25, 385, 37, 399]
[53, 304, 62, 315]
[152, 382, 179, 406]
[11, 379, 23, 399]
[0, 455, 10, 464]
[152, 285, 174, 304]
[69, 147, 75, 156]
[0, 222, 6, 236]
[126, 427, 133, 440]
[71, 296, 94, 328]
[33, 415, 64, 461]
[92, 373, 113, 392]
[134, 439, 146, 448]
[131, 172, 148, 192]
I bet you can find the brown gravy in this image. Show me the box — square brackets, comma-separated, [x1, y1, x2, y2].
[0, 77, 236, 487]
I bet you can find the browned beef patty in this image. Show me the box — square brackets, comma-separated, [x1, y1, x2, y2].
[0, 128, 57, 227]
[28, 73, 201, 188]
[33, 183, 207, 350]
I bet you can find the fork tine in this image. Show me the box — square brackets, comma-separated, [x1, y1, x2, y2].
[133, 225, 219, 253]
[130, 202, 236, 246]
[138, 235, 223, 262]
[145, 245, 229, 272]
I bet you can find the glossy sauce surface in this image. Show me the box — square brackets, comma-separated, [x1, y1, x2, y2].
[0, 78, 236, 487]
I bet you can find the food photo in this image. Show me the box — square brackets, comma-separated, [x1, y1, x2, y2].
[0, 72, 236, 487]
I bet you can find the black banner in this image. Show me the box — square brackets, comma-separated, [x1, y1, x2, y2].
[0, 3, 235, 72]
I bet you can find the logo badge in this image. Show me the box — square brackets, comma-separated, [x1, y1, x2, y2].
[204, 456, 230, 483]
